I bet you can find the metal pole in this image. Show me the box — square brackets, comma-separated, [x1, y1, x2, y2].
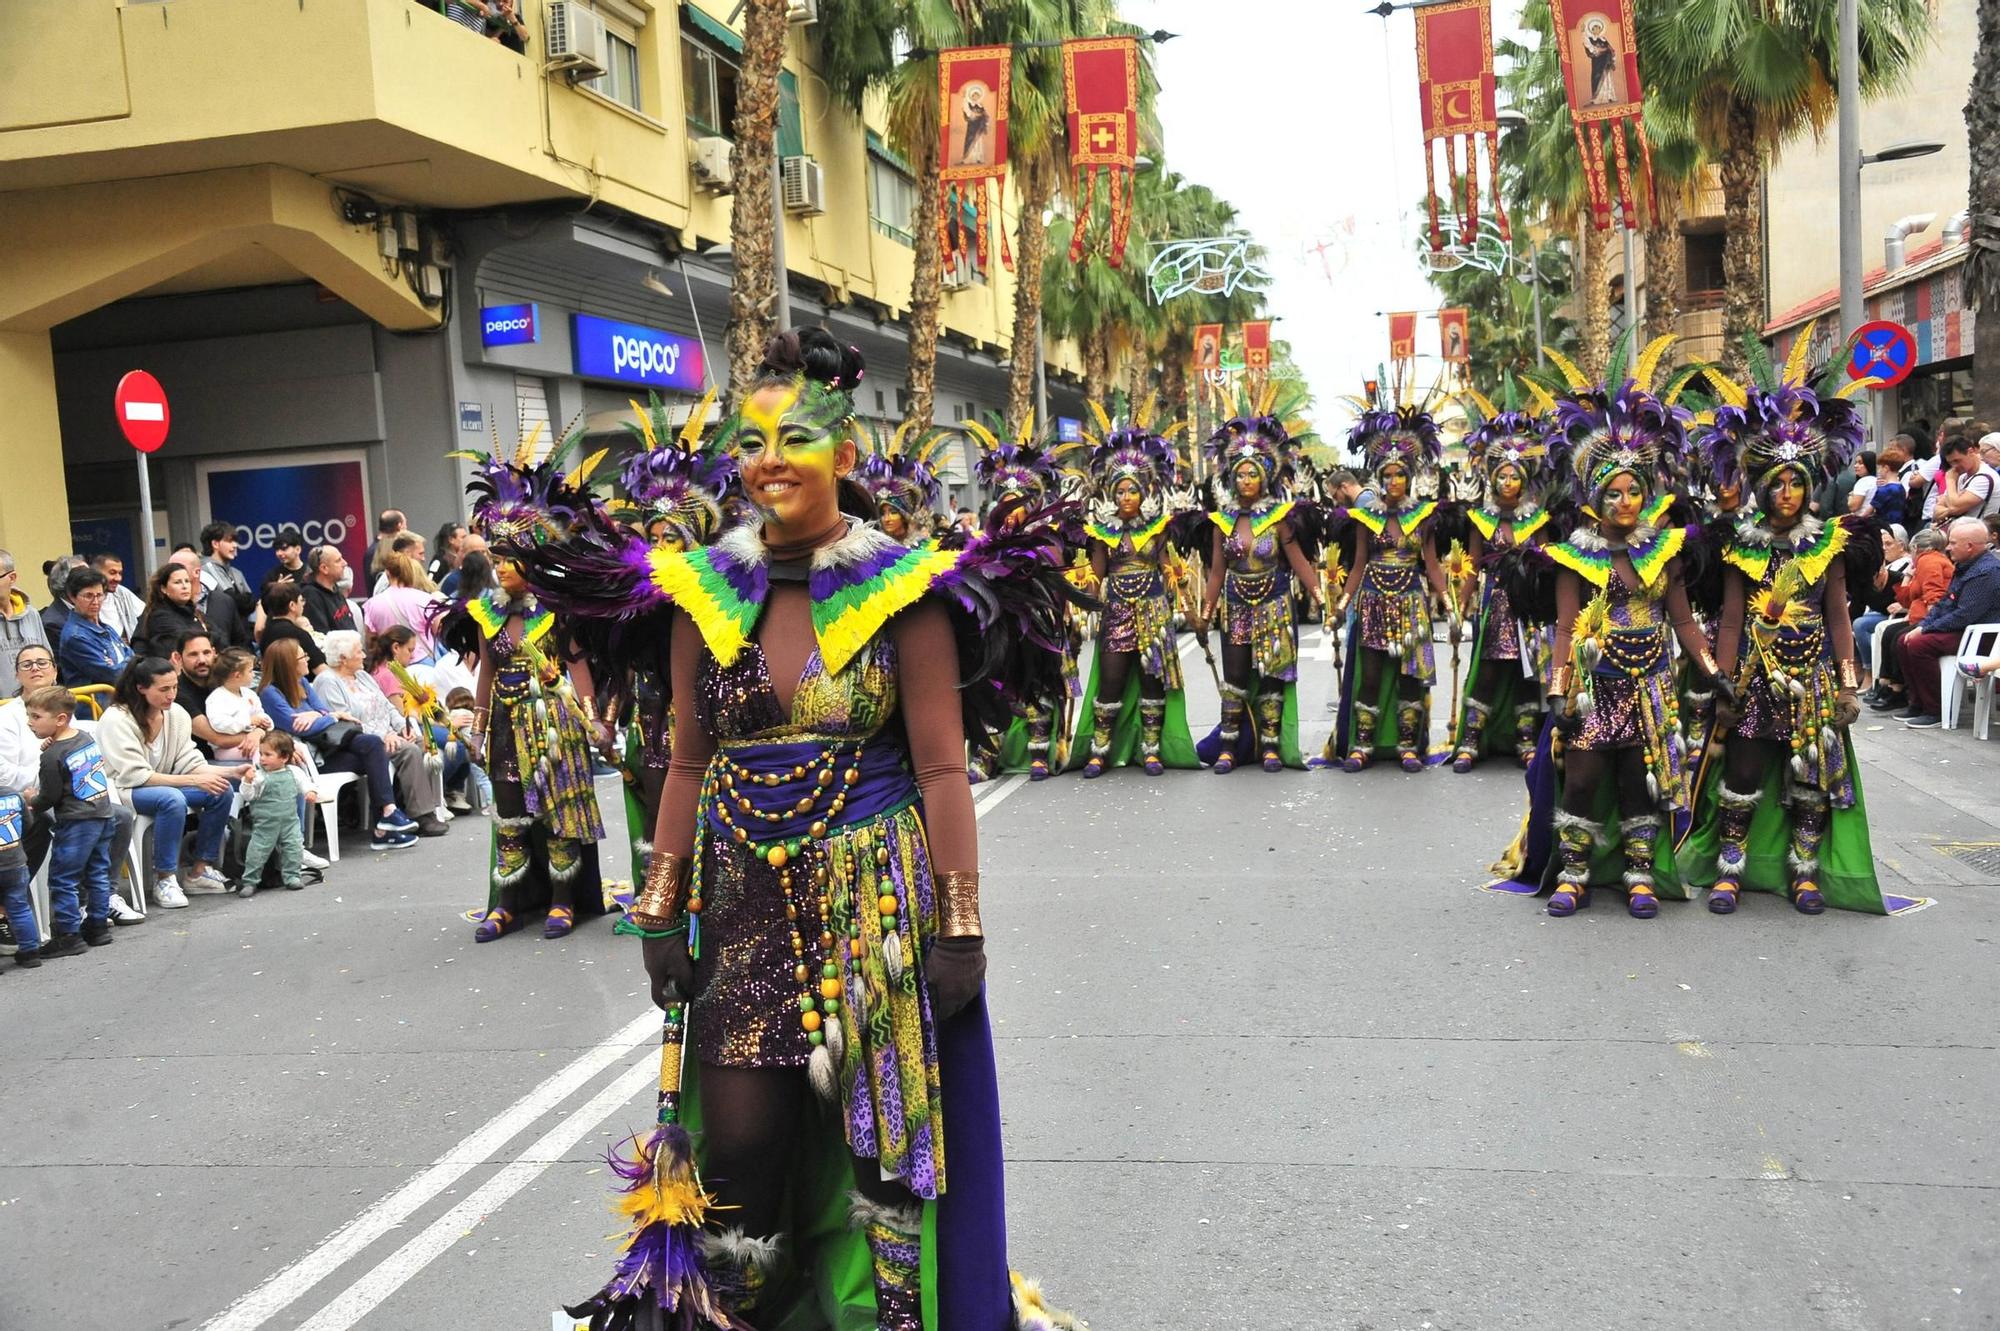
[771, 156, 792, 333]
[1837, 0, 1864, 340]
[1620, 210, 1637, 342]
[134, 452, 157, 578]
[1530, 248, 1545, 361]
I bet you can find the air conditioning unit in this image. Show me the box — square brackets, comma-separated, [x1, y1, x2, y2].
[780, 156, 826, 215]
[786, 0, 819, 23]
[691, 136, 735, 192]
[941, 267, 972, 292]
[545, 1, 609, 80]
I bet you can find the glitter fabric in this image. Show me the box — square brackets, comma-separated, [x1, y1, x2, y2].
[1357, 532, 1435, 686]
[1099, 565, 1184, 689]
[1222, 531, 1299, 682]
[1725, 534, 1855, 807]
[1569, 576, 1690, 812]
[486, 621, 604, 842]
[687, 631, 947, 1200]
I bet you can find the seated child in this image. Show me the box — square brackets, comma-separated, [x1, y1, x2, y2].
[205, 648, 274, 763]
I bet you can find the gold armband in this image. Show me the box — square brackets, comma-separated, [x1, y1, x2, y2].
[1838, 659, 1862, 690]
[1695, 649, 1720, 680]
[1547, 663, 1573, 697]
[631, 850, 692, 928]
[936, 870, 983, 938]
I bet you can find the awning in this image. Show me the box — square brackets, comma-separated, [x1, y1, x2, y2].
[681, 3, 742, 54]
[1764, 236, 1967, 337]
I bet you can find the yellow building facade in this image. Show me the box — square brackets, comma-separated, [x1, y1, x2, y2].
[0, 0, 1072, 581]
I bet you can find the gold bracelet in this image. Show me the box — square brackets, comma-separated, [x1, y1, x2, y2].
[472, 706, 490, 727]
[1547, 663, 1573, 697]
[632, 850, 691, 928]
[1696, 649, 1720, 679]
[936, 869, 983, 938]
[1838, 659, 1862, 690]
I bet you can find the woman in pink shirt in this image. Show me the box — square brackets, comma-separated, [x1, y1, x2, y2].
[361, 553, 442, 661]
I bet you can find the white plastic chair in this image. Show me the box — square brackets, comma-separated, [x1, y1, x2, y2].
[1940, 623, 2000, 730]
[106, 784, 152, 918]
[295, 745, 360, 862]
[1869, 612, 1905, 680]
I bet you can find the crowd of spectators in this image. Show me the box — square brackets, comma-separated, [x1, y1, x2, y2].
[0, 509, 494, 965]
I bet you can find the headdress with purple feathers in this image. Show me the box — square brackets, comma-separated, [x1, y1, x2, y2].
[450, 422, 607, 554]
[1347, 406, 1443, 486]
[1692, 320, 1871, 504]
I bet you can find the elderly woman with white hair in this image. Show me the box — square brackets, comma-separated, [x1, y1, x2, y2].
[317, 630, 450, 837]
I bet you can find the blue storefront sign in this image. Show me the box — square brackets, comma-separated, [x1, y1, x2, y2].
[1056, 416, 1083, 443]
[480, 303, 540, 347]
[572, 314, 705, 392]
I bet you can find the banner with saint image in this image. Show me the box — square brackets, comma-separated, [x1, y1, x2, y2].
[938, 45, 1013, 272]
[1548, 0, 1652, 230]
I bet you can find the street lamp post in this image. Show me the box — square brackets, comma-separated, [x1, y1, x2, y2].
[1837, 0, 1864, 340]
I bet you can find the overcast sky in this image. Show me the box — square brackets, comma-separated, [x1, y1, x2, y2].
[1135, 0, 1524, 409]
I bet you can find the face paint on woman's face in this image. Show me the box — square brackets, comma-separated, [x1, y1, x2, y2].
[879, 508, 908, 539]
[1494, 465, 1524, 506]
[1114, 478, 1143, 518]
[1382, 466, 1410, 502]
[724, 382, 852, 530]
[1767, 470, 1807, 524]
[496, 559, 527, 595]
[1600, 472, 1645, 531]
[1233, 462, 1263, 502]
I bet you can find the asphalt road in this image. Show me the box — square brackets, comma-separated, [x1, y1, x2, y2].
[5, 629, 1996, 1331]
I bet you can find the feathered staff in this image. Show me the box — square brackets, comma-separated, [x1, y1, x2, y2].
[566, 1004, 747, 1331]
[1443, 539, 1478, 727]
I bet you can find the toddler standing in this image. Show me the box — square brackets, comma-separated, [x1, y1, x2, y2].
[239, 730, 313, 897]
[25, 686, 117, 955]
[205, 648, 274, 762]
[0, 790, 40, 969]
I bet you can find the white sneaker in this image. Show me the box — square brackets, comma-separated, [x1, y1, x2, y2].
[107, 896, 145, 925]
[183, 867, 231, 894]
[153, 876, 190, 909]
[301, 850, 330, 871]
[436, 806, 455, 823]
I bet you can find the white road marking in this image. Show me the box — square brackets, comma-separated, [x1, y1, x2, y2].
[291, 1057, 660, 1331]
[197, 1008, 663, 1331]
[211, 787, 1021, 1331]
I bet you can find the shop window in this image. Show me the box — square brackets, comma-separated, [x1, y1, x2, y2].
[1684, 230, 1725, 309]
[683, 38, 738, 139]
[870, 154, 917, 245]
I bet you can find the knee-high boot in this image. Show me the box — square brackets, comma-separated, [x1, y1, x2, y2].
[698, 1228, 784, 1319]
[850, 1195, 924, 1331]
[475, 817, 535, 941]
[1395, 700, 1427, 773]
[1453, 697, 1491, 772]
[1708, 786, 1759, 914]
[1026, 705, 1054, 780]
[1621, 815, 1661, 918]
[1255, 688, 1285, 770]
[1214, 683, 1247, 773]
[1082, 699, 1120, 777]
[1513, 701, 1541, 766]
[1138, 697, 1166, 774]
[1550, 810, 1595, 916]
[1787, 791, 1831, 914]
[1342, 701, 1380, 771]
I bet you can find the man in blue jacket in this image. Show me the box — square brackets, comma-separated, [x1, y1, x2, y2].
[1899, 518, 2000, 726]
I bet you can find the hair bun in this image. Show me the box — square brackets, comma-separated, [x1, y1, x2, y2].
[757, 327, 866, 392]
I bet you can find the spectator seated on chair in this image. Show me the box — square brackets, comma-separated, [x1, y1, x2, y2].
[1894, 518, 2000, 728]
[0, 549, 53, 700]
[96, 658, 244, 909]
[317, 630, 448, 838]
[132, 562, 212, 663]
[258, 578, 328, 676]
[258, 638, 419, 851]
[301, 546, 358, 637]
[57, 568, 133, 689]
[369, 626, 472, 803]
[1868, 527, 1953, 712]
[1853, 524, 1910, 690]
[91, 554, 147, 644]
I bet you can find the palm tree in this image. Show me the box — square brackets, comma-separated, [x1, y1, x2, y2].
[1639, 0, 1931, 374]
[725, 0, 793, 393]
[1640, 89, 1704, 347]
[1969, 0, 2000, 421]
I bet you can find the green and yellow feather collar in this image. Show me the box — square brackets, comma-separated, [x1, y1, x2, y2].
[468, 591, 553, 644]
[1467, 505, 1549, 542]
[1724, 516, 1848, 585]
[1208, 500, 1295, 538]
[1548, 523, 1685, 591]
[1087, 511, 1171, 552]
[1348, 498, 1437, 538]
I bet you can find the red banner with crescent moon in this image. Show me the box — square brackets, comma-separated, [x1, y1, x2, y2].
[1063, 36, 1139, 268]
[1242, 321, 1273, 372]
[1389, 312, 1418, 364]
[1414, 0, 1507, 252]
[938, 45, 1013, 273]
[1548, 0, 1652, 230]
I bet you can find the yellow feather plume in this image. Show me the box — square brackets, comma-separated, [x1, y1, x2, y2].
[1781, 319, 1818, 388]
[1463, 387, 1498, 420]
[1709, 374, 1750, 409]
[1521, 378, 1558, 415]
[1087, 399, 1113, 436]
[677, 388, 716, 453]
[1541, 346, 1592, 391]
[564, 446, 609, 490]
[914, 429, 958, 469]
[962, 419, 1001, 452]
[513, 421, 545, 467]
[1134, 390, 1158, 430]
[1014, 409, 1036, 447]
[1160, 419, 1190, 443]
[1835, 376, 1881, 400]
[629, 400, 658, 450]
[1631, 334, 1679, 394]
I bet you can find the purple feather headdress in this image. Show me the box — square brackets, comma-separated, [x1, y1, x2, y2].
[1550, 380, 1690, 507]
[1695, 384, 1862, 500]
[1207, 415, 1293, 495]
[1348, 406, 1442, 483]
[454, 433, 604, 554]
[973, 441, 1058, 503]
[1088, 426, 1178, 501]
[856, 451, 944, 523]
[620, 446, 737, 547]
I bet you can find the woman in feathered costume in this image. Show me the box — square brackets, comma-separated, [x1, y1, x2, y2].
[856, 423, 949, 546]
[1076, 400, 1200, 776]
[610, 394, 739, 885]
[1447, 385, 1557, 772]
[1486, 340, 1726, 918]
[1325, 398, 1458, 772]
[547, 330, 1083, 1330]
[440, 429, 612, 942]
[1195, 387, 1322, 772]
[965, 418, 1080, 781]
[1680, 327, 1909, 915]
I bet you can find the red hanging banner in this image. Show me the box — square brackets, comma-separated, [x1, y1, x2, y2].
[938, 45, 1013, 273]
[1438, 307, 1470, 363]
[1192, 323, 1224, 371]
[1414, 0, 1507, 252]
[1063, 36, 1139, 268]
[1547, 0, 1652, 231]
[1389, 312, 1418, 363]
[1242, 321, 1273, 372]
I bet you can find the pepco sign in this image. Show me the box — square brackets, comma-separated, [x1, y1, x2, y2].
[480, 302, 539, 347]
[572, 313, 704, 392]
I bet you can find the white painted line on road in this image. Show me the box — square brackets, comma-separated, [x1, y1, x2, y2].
[198, 1007, 663, 1331]
[291, 1056, 660, 1331]
[972, 772, 1029, 819]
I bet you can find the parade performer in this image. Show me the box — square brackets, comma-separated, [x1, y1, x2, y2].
[965, 418, 1080, 782]
[1486, 342, 1725, 918]
[1196, 391, 1322, 772]
[856, 424, 950, 545]
[1680, 331, 1901, 915]
[610, 394, 738, 882]
[438, 431, 610, 942]
[1448, 388, 1556, 772]
[1077, 401, 1200, 776]
[549, 330, 1084, 1330]
[1326, 398, 1457, 772]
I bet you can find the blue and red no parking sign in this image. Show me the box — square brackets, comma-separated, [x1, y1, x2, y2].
[1846, 320, 1917, 389]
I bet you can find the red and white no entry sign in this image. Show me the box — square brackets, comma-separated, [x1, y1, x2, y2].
[114, 370, 171, 453]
